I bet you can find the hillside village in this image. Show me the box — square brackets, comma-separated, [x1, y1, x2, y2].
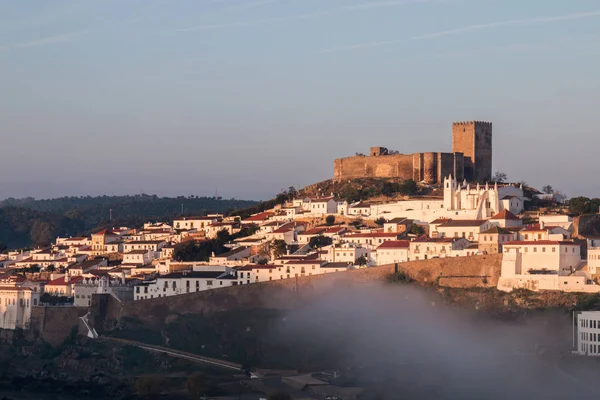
[0, 172, 598, 331]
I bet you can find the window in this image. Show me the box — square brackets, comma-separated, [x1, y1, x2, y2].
[533, 247, 537, 253]
[144, 287, 148, 294]
[196, 281, 199, 288]
[186, 280, 190, 287]
[542, 247, 546, 253]
[552, 247, 556, 253]
[207, 280, 213, 286]
[172, 281, 177, 289]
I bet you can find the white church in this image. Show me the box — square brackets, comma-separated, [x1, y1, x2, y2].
[370, 176, 524, 223]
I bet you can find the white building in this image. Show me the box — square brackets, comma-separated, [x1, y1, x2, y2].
[434, 220, 491, 242]
[134, 270, 235, 300]
[489, 209, 522, 228]
[575, 311, 600, 356]
[123, 250, 156, 266]
[321, 243, 371, 264]
[343, 232, 401, 249]
[122, 240, 166, 253]
[235, 264, 278, 285]
[497, 241, 599, 292]
[408, 237, 471, 261]
[0, 275, 41, 330]
[74, 274, 132, 307]
[209, 246, 252, 265]
[375, 240, 410, 265]
[307, 198, 337, 215]
[173, 216, 220, 231]
[370, 176, 524, 223]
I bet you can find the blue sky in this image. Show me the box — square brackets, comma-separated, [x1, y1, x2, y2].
[1, 0, 599, 201]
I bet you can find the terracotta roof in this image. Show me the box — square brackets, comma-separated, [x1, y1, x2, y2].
[243, 212, 274, 222]
[430, 218, 452, 224]
[521, 224, 560, 232]
[377, 240, 410, 249]
[236, 264, 277, 271]
[438, 220, 488, 228]
[344, 233, 400, 239]
[46, 276, 84, 286]
[481, 226, 514, 235]
[299, 227, 328, 235]
[272, 227, 293, 234]
[491, 209, 520, 220]
[386, 217, 408, 224]
[321, 262, 352, 269]
[504, 241, 580, 246]
[325, 227, 347, 234]
[413, 235, 459, 243]
[285, 259, 325, 265]
[125, 250, 150, 255]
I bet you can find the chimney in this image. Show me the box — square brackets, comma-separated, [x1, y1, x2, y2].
[540, 220, 545, 230]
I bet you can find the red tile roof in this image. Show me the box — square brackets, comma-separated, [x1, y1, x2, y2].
[236, 264, 277, 271]
[46, 276, 84, 286]
[300, 227, 328, 235]
[376, 240, 410, 249]
[344, 233, 401, 239]
[491, 209, 520, 220]
[243, 212, 274, 222]
[504, 240, 580, 246]
[521, 224, 560, 232]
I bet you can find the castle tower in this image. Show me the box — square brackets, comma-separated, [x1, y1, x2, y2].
[452, 121, 492, 182]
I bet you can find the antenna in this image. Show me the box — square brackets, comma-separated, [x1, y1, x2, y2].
[109, 209, 113, 221]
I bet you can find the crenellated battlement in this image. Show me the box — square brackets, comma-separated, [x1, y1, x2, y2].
[452, 121, 492, 126]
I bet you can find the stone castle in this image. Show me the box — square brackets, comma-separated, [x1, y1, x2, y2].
[334, 121, 492, 184]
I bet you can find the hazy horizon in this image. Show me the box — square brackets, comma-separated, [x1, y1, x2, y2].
[2, 0, 600, 201]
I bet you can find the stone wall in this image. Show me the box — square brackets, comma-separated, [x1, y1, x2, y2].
[573, 214, 600, 239]
[91, 254, 502, 327]
[334, 152, 461, 184]
[29, 306, 85, 346]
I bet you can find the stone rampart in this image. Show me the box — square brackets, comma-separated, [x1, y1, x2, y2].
[90, 255, 502, 326]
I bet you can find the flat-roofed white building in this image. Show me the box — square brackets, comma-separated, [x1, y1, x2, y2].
[575, 311, 600, 356]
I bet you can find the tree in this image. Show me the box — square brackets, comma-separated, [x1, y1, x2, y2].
[356, 255, 368, 267]
[287, 186, 297, 200]
[398, 179, 418, 196]
[410, 224, 425, 236]
[542, 185, 554, 194]
[325, 215, 336, 226]
[268, 393, 292, 400]
[374, 217, 386, 226]
[257, 258, 268, 265]
[492, 171, 507, 183]
[309, 235, 333, 249]
[216, 229, 231, 245]
[46, 264, 56, 273]
[271, 239, 288, 259]
[350, 219, 362, 229]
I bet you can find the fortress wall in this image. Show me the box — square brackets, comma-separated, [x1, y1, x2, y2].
[90, 255, 502, 325]
[412, 153, 423, 182]
[333, 154, 415, 182]
[422, 153, 438, 183]
[454, 153, 464, 181]
[438, 153, 456, 182]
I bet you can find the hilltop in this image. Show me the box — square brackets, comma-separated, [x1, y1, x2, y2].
[0, 195, 256, 249]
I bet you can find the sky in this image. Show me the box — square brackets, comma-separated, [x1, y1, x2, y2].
[1, 0, 599, 201]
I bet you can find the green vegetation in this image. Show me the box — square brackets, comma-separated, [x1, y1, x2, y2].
[172, 225, 259, 262]
[356, 255, 368, 266]
[0, 195, 256, 249]
[410, 224, 425, 236]
[325, 215, 336, 226]
[386, 271, 414, 283]
[271, 239, 288, 259]
[309, 235, 333, 249]
[569, 196, 600, 215]
[40, 293, 73, 305]
[374, 217, 386, 226]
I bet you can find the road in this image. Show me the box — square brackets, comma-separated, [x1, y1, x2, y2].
[100, 336, 244, 372]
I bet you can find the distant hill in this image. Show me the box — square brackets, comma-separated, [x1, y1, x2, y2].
[0, 195, 256, 250]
